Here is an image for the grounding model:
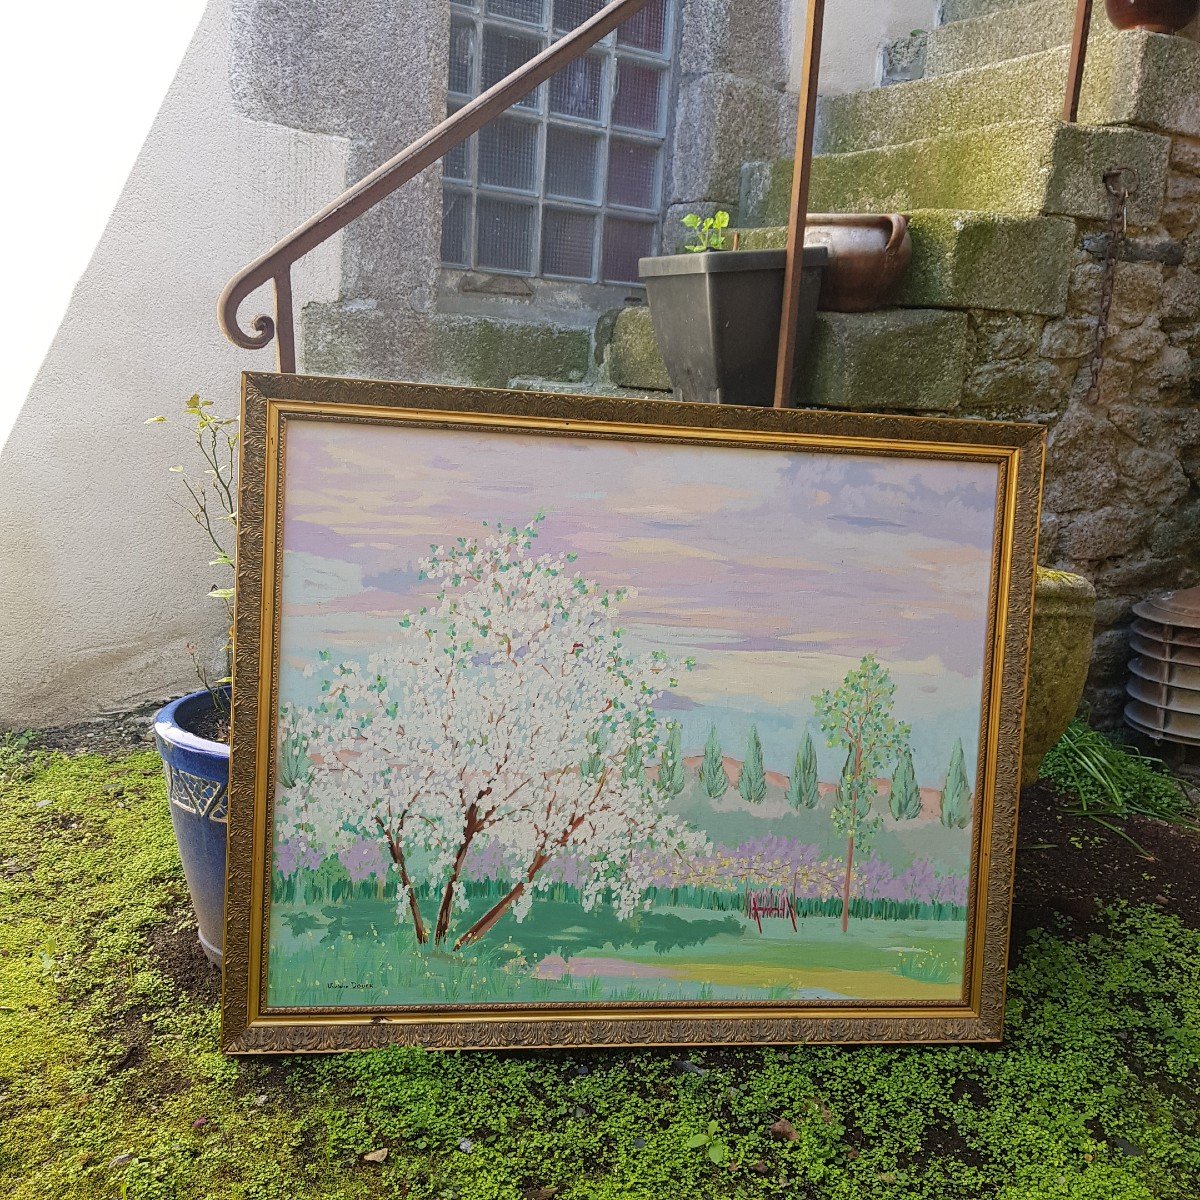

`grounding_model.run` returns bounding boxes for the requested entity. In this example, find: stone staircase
[599,0,1200,726]
[604,2,1197,415]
